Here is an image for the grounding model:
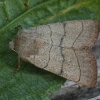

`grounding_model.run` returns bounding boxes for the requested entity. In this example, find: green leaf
[0,0,99,100]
